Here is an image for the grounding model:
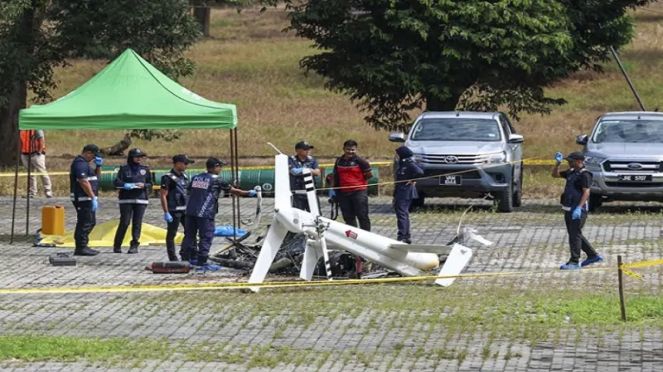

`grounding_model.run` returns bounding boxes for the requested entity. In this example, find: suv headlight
[487,152,507,164]
[584,156,604,166]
